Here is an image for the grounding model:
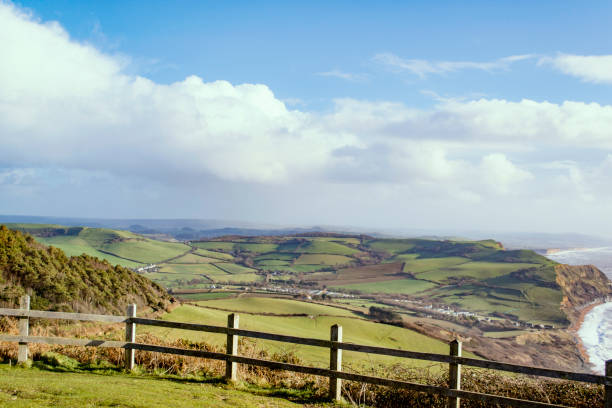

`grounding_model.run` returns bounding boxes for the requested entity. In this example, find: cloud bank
[1,2,612,234]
